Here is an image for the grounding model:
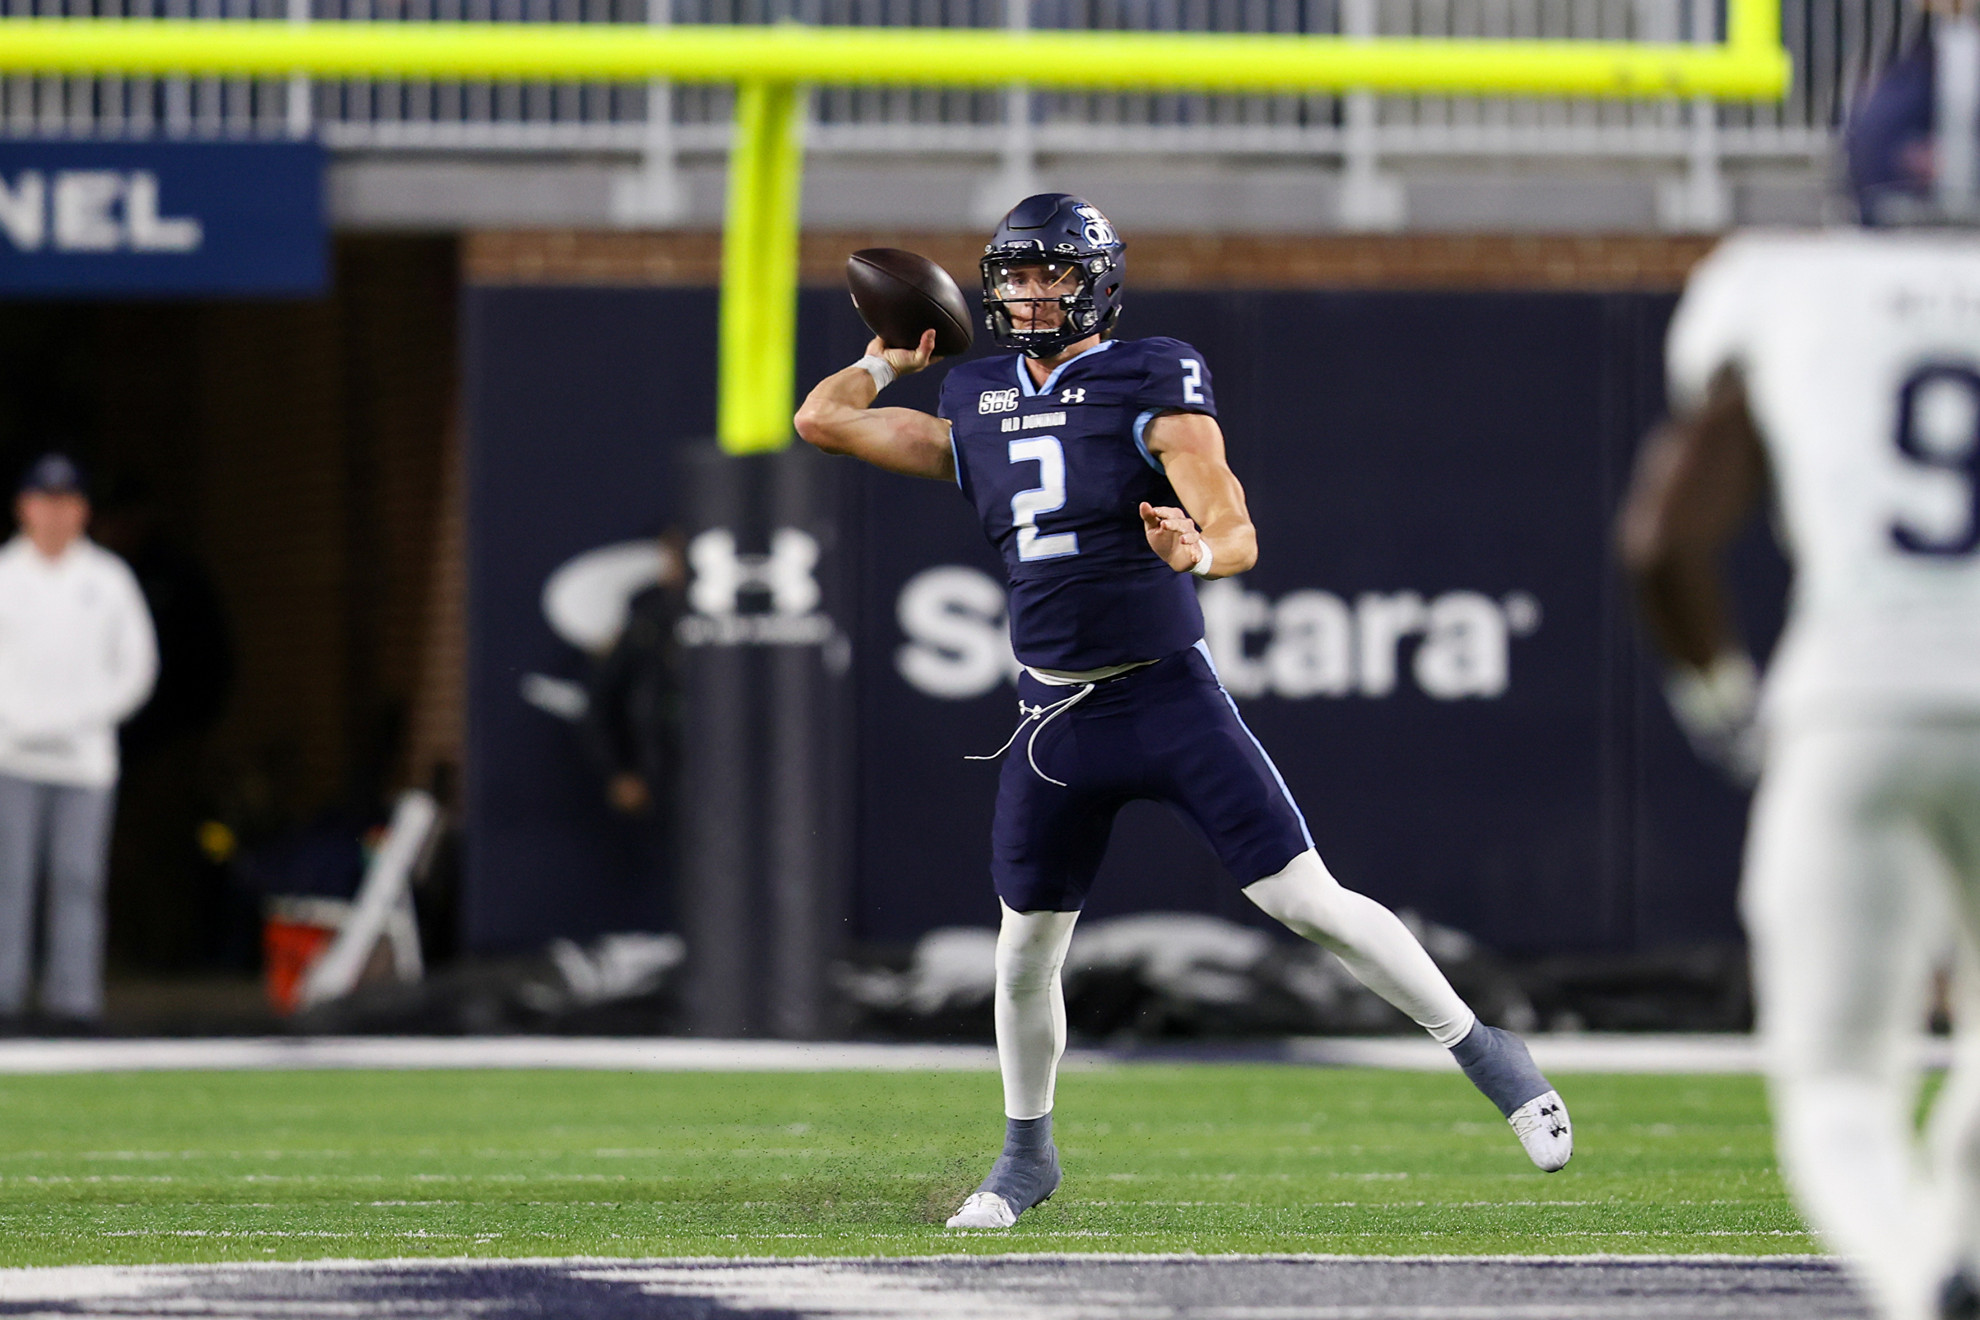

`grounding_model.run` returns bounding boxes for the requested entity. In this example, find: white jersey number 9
[1891,363,1980,559]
